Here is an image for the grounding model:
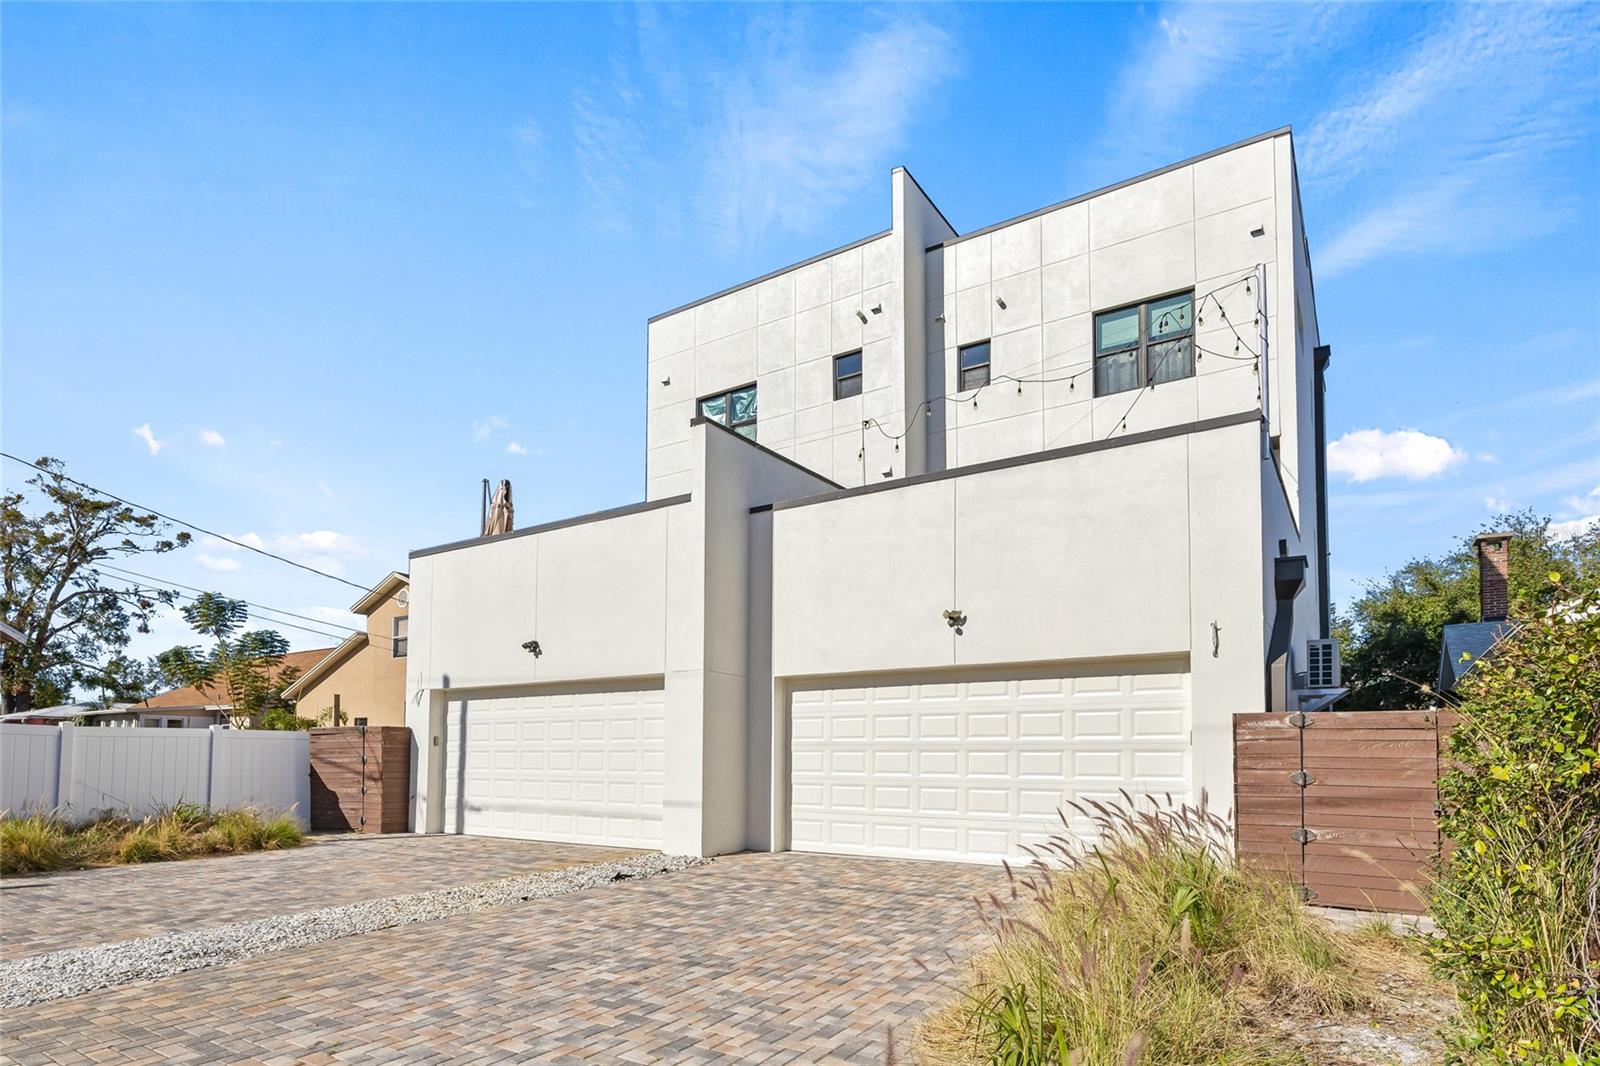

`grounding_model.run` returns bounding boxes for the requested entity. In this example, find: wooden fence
[309,726,411,833]
[1234,710,1457,914]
